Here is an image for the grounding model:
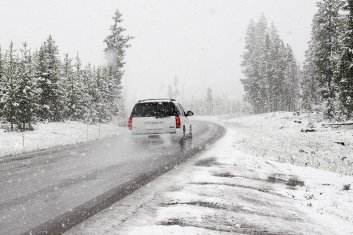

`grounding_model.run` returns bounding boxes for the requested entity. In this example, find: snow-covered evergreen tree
[264,32,275,111]
[60,53,73,119]
[96,66,111,122]
[254,15,270,113]
[104,9,132,118]
[302,41,320,111]
[308,0,344,118]
[36,36,64,121]
[15,43,40,130]
[335,0,353,119]
[283,45,299,111]
[84,65,98,123]
[80,63,94,122]
[64,54,89,120]
[241,16,299,113]
[271,31,288,111]
[268,24,283,111]
[1,42,19,130]
[241,19,261,113]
